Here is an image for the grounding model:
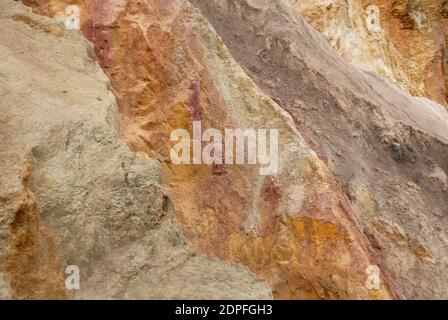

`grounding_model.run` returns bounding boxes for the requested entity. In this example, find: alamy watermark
[65,265,80,290]
[170,121,279,176]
